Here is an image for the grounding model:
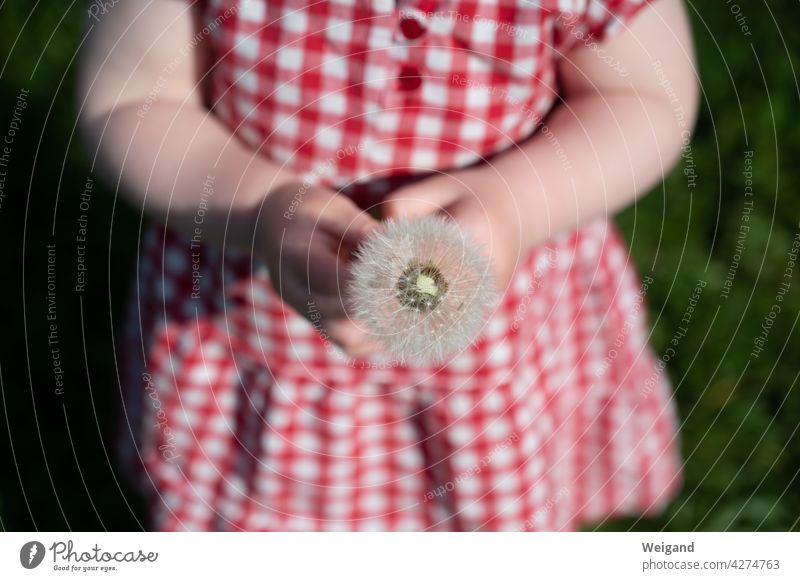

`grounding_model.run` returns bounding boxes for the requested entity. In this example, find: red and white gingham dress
[120,0,682,531]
